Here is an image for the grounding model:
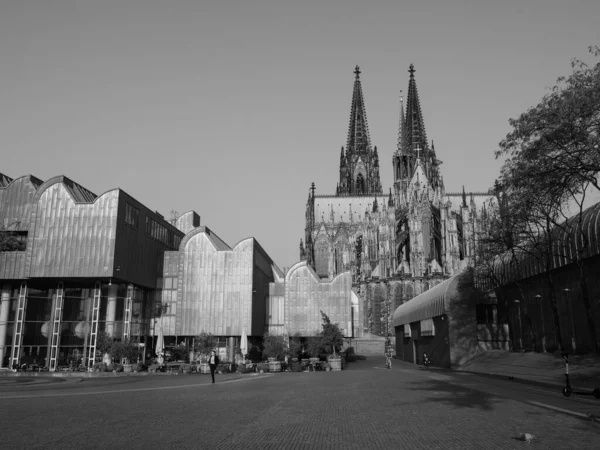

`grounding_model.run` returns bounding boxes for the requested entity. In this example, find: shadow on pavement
[406,377,501,411]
